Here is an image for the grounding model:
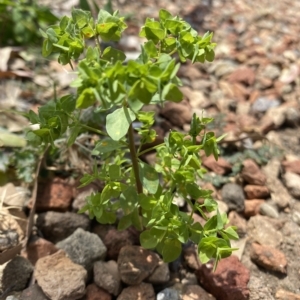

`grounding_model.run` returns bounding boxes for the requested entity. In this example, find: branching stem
[128,123,143,194]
